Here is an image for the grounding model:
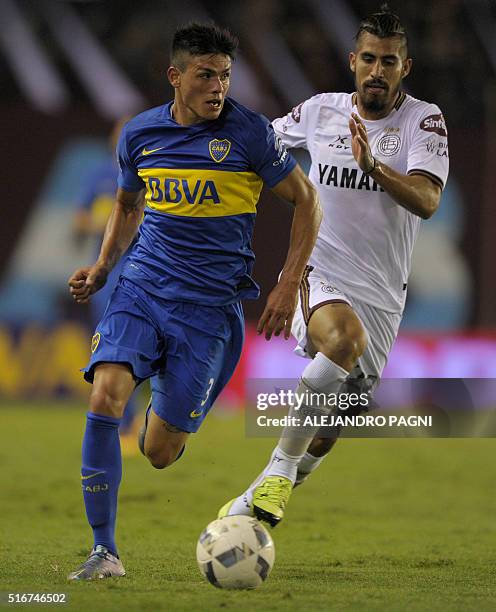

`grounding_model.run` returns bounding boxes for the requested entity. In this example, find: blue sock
[81,412,122,556]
